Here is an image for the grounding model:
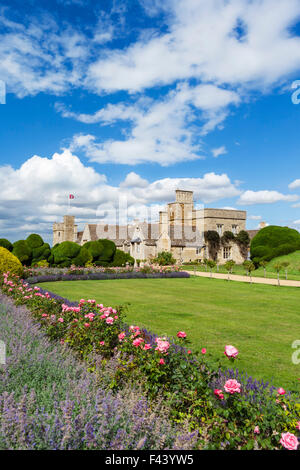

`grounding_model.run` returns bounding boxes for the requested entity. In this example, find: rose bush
[0,271,299,450]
